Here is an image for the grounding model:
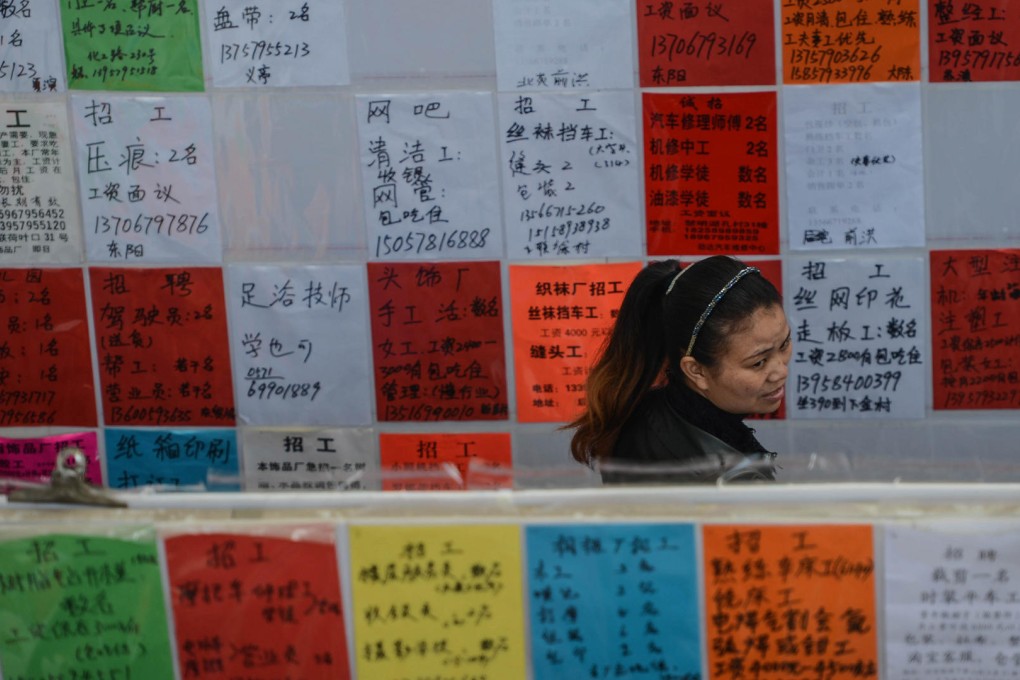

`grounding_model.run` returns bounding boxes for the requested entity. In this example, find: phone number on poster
[246,380,322,401]
[94,213,211,237]
[375,229,490,257]
[650,30,757,63]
